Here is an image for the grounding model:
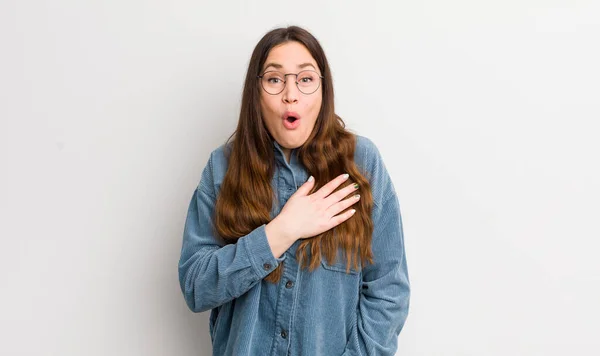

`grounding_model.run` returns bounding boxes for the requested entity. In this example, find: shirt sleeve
[178,152,286,313]
[343,138,411,356]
